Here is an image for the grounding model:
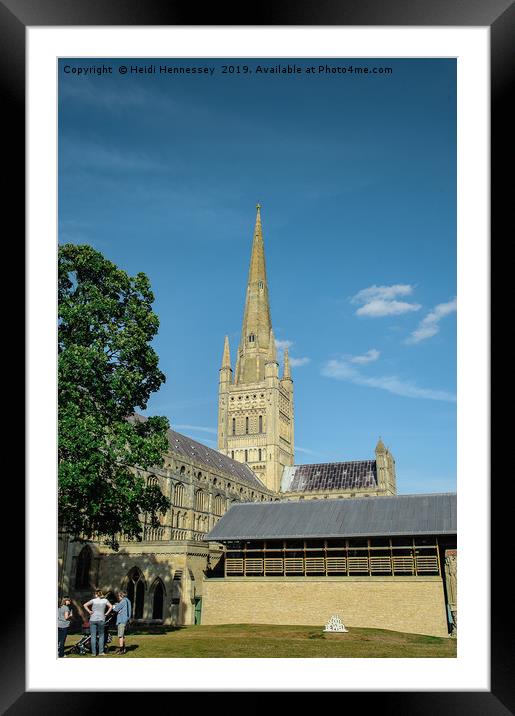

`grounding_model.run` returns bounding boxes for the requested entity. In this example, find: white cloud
[406,298,457,344]
[356,299,422,317]
[275,338,310,368]
[349,349,380,364]
[173,424,217,435]
[289,356,311,367]
[275,339,294,351]
[352,284,415,302]
[351,284,421,317]
[60,138,165,174]
[295,446,323,457]
[321,359,455,402]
